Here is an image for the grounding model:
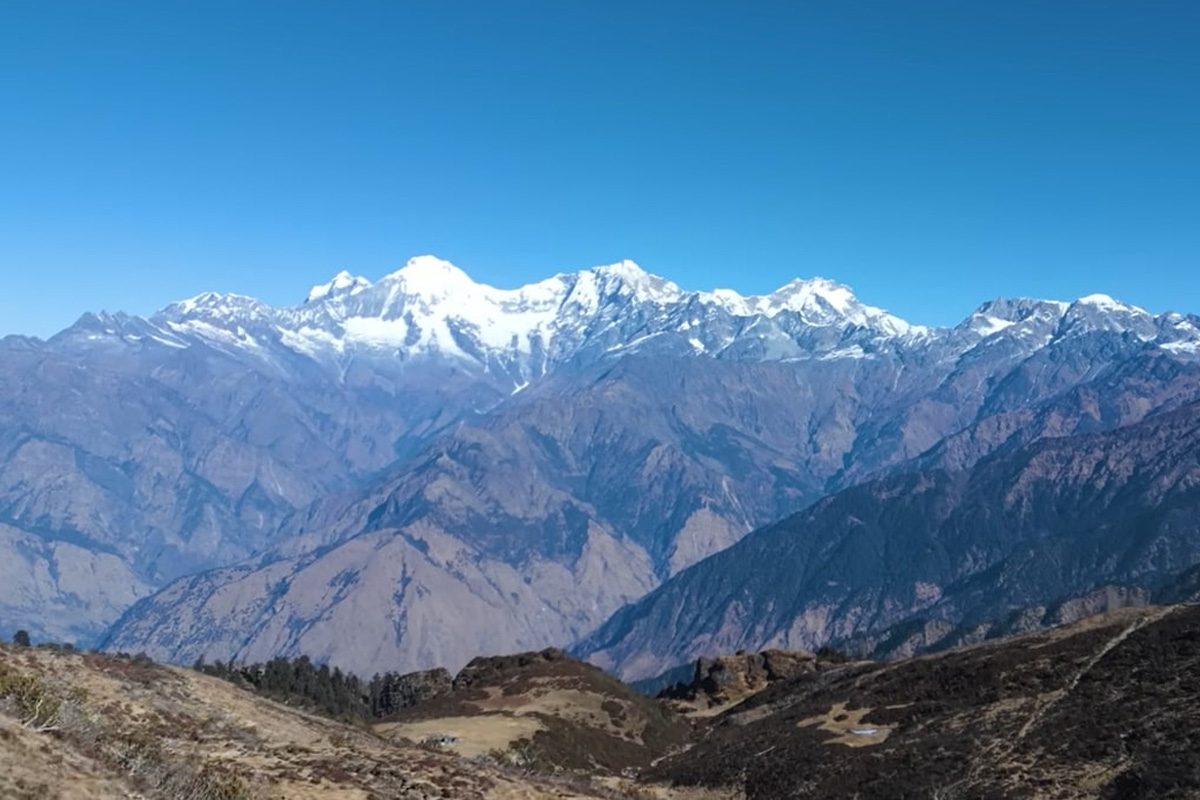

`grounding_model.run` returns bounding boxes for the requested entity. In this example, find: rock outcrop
[660,649,821,711]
